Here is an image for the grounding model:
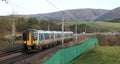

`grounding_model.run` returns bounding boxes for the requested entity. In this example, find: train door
[32,32,38,45]
[39,33,41,44]
[26,31,33,46]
